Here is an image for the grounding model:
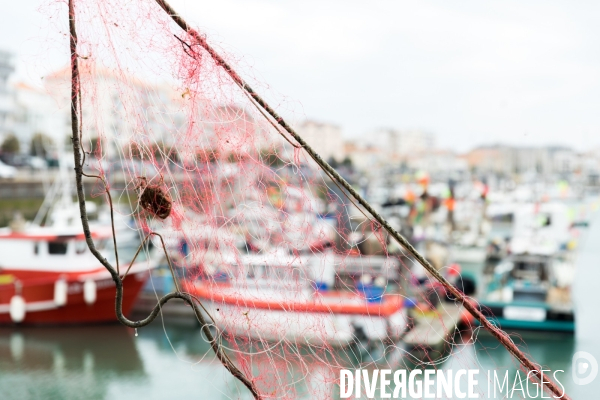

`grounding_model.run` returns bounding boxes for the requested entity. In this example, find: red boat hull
[0,270,149,325]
